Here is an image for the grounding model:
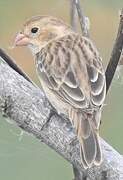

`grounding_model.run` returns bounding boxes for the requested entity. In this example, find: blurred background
[0,0,123,179]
